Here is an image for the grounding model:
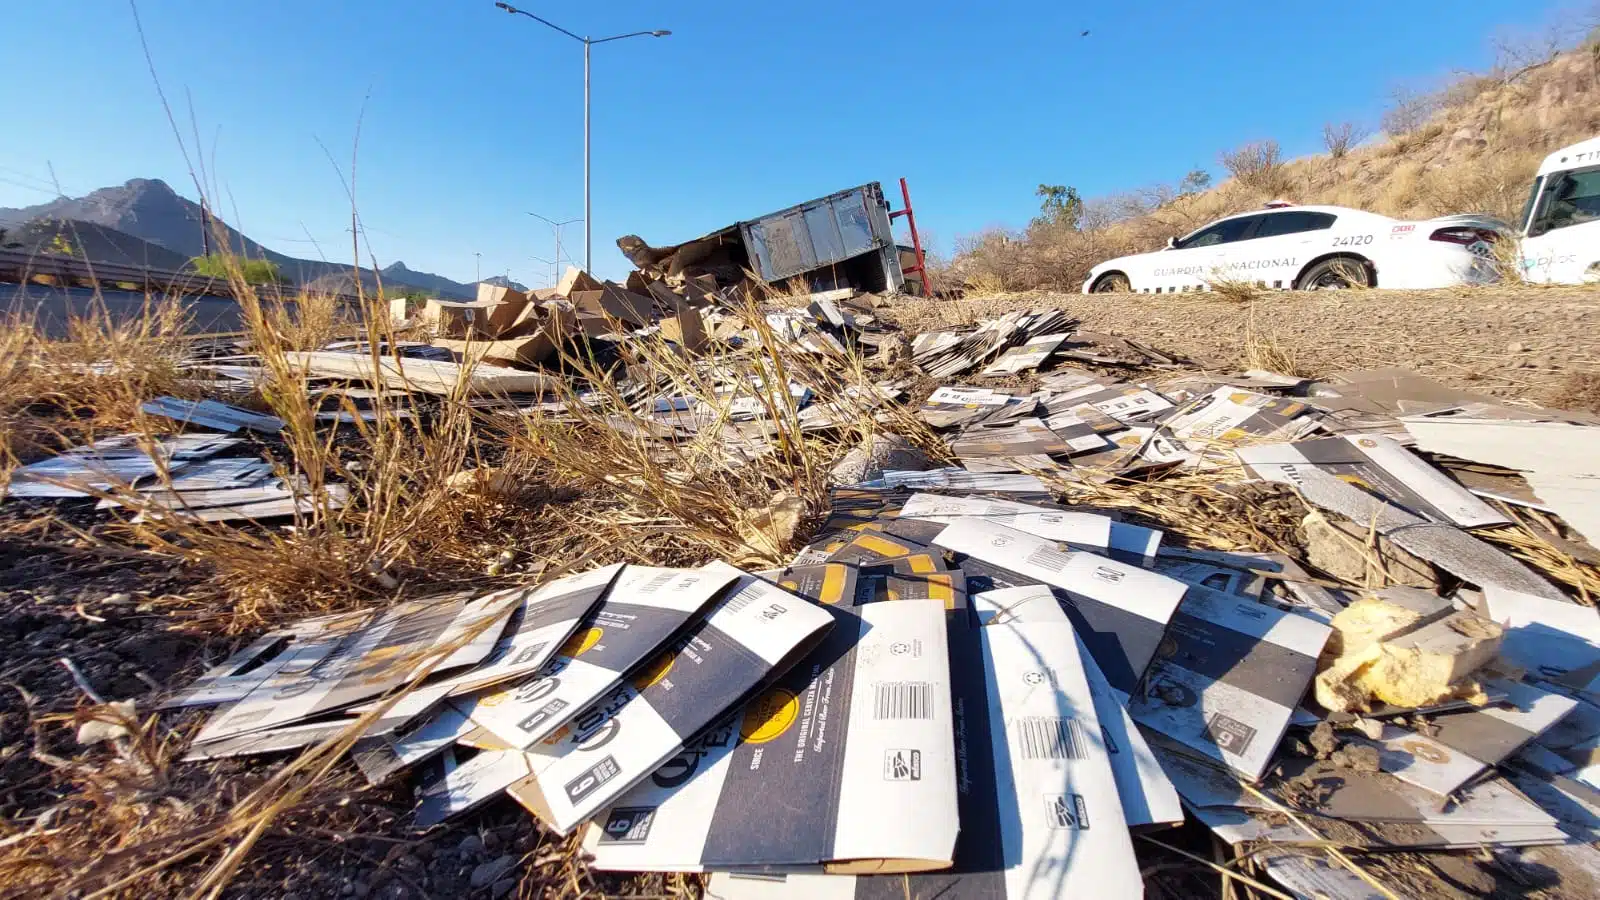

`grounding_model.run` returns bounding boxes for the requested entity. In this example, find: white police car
[1082,203,1504,293]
